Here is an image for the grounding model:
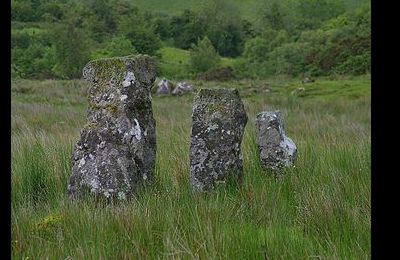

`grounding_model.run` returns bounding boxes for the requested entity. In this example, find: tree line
[11,0,370,80]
